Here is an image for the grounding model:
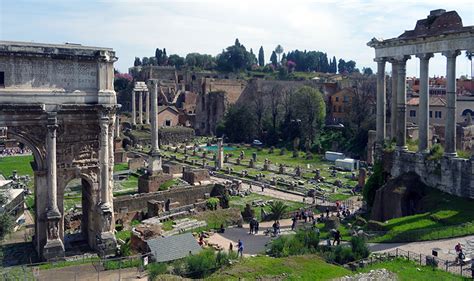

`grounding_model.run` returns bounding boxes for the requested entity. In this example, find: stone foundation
[138,173,173,193]
[182,169,211,185]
